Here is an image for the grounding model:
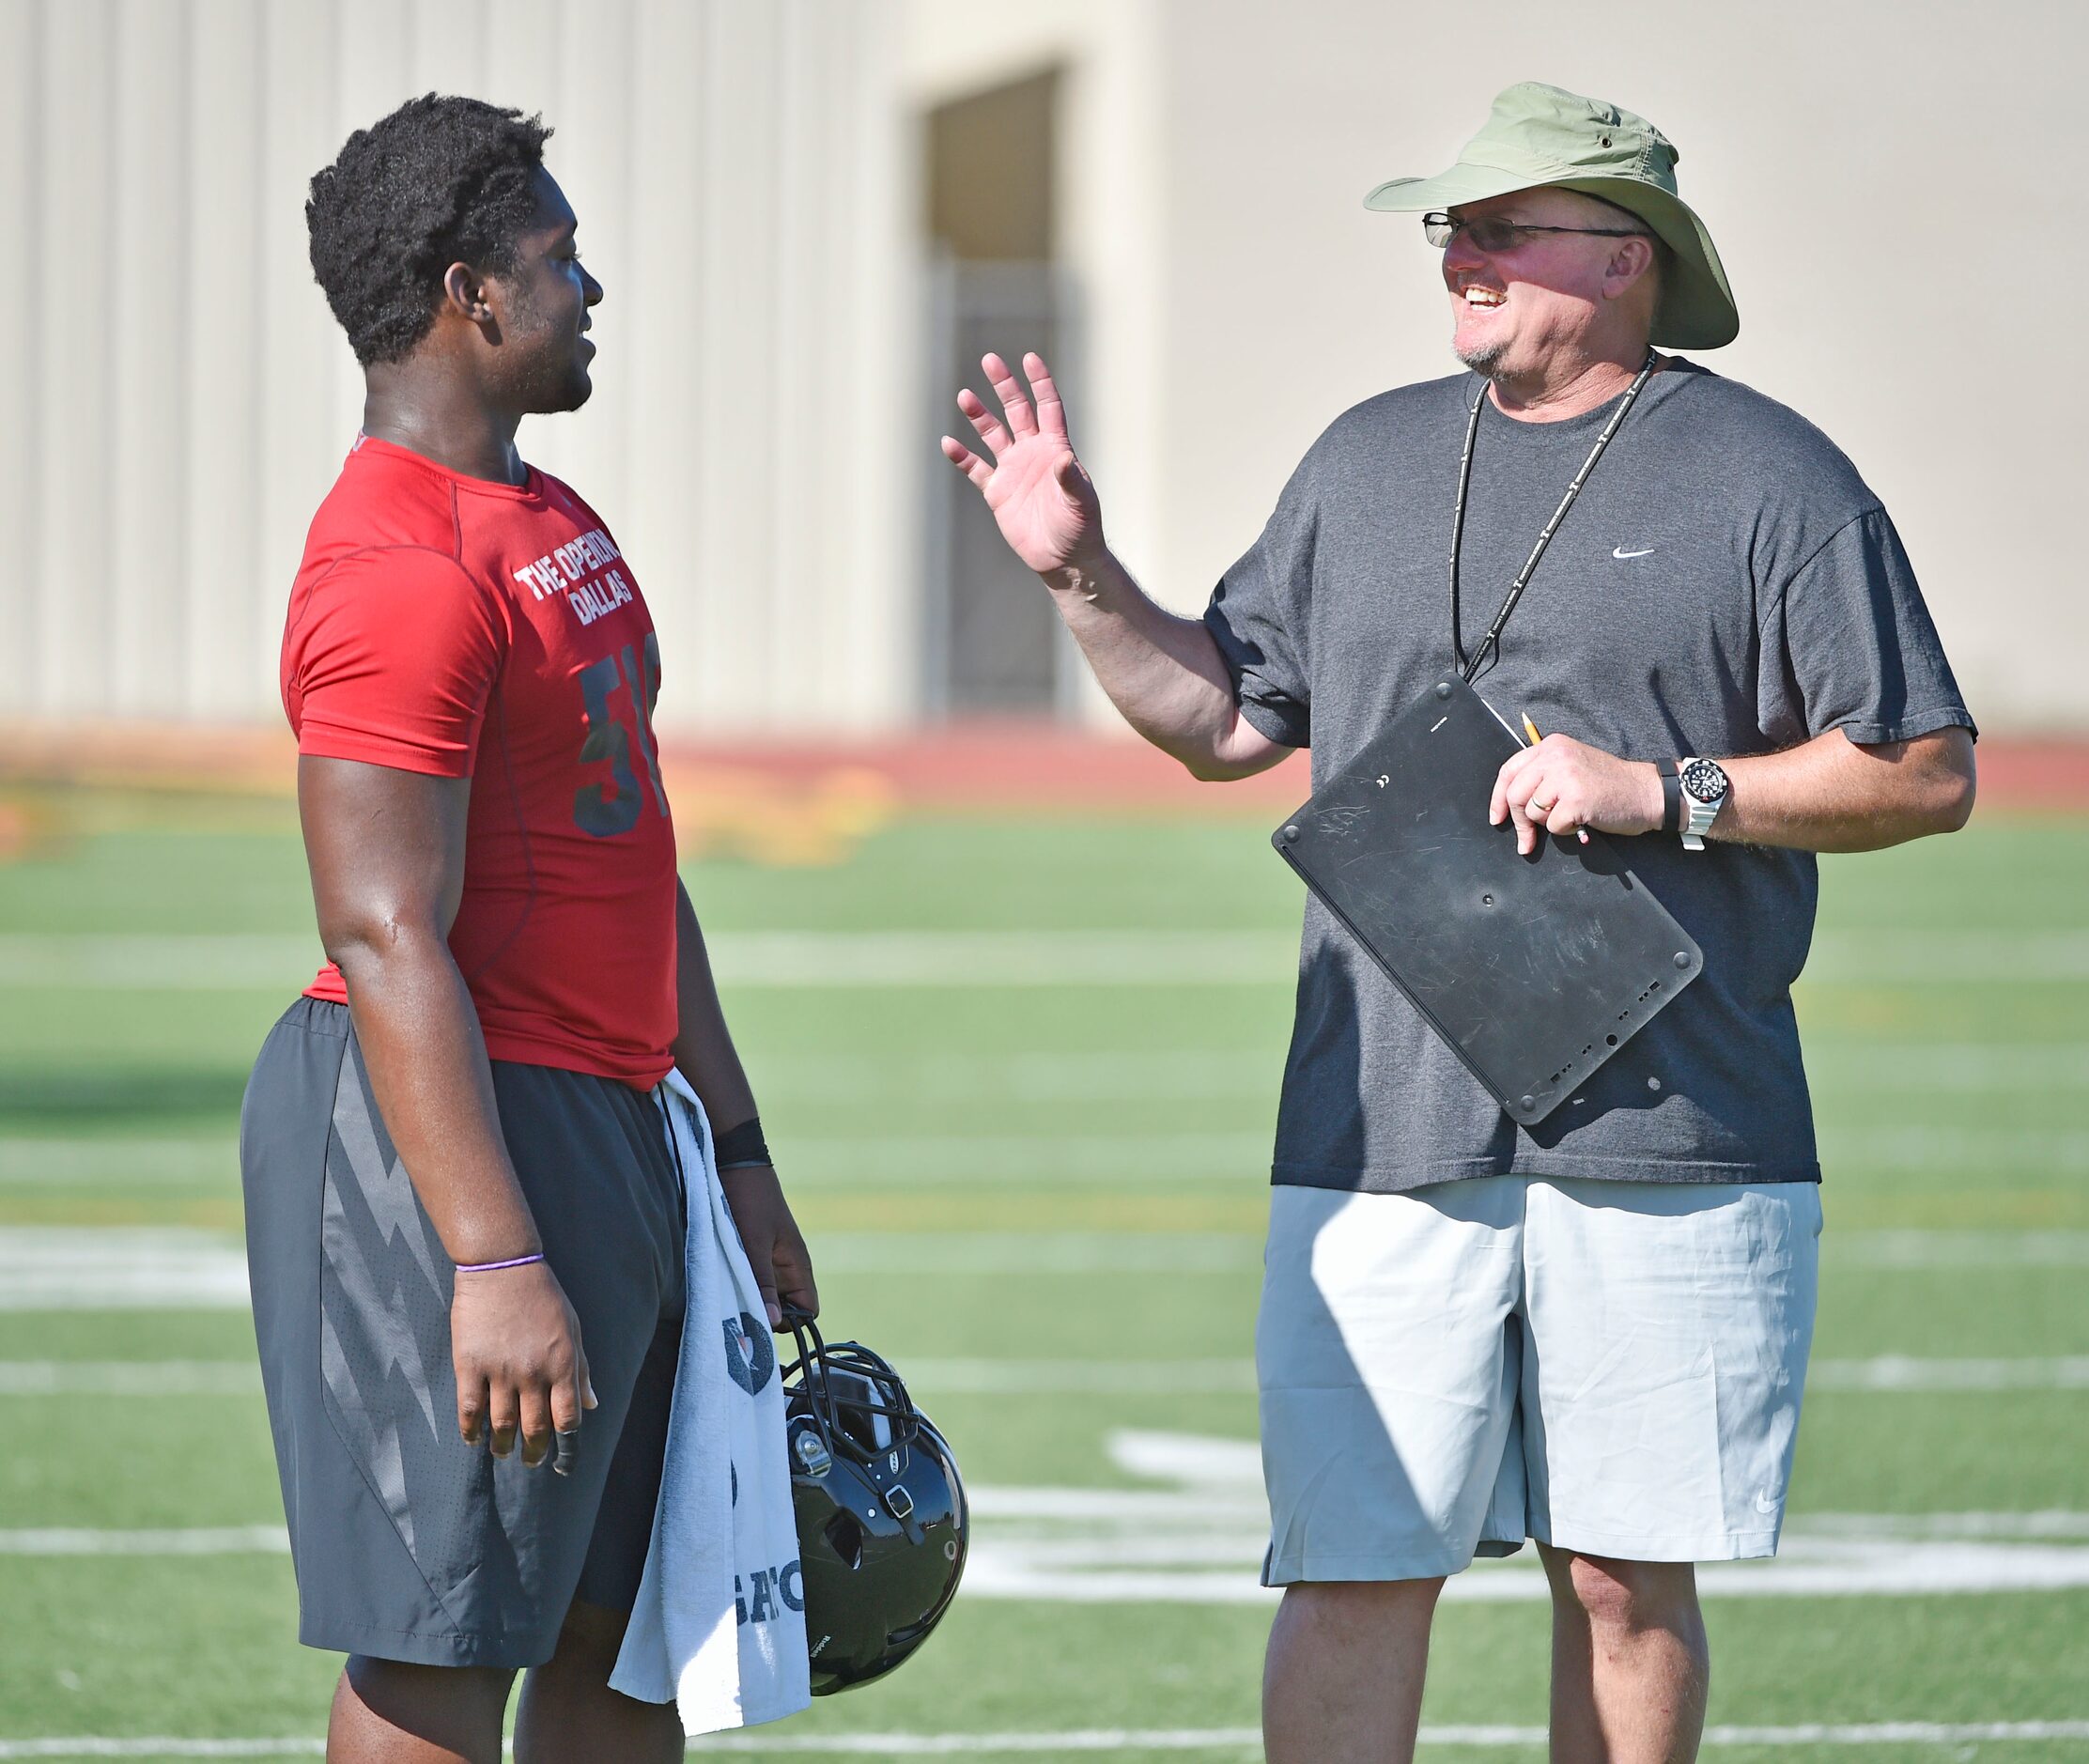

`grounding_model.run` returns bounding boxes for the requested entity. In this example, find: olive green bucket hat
[1365,81,1739,349]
